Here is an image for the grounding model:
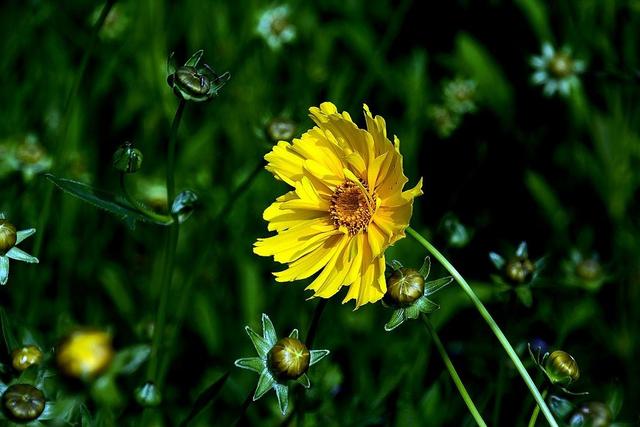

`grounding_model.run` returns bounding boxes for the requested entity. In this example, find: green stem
[406,227,558,427]
[527,389,548,427]
[167,100,186,203]
[146,101,186,388]
[422,314,487,427]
